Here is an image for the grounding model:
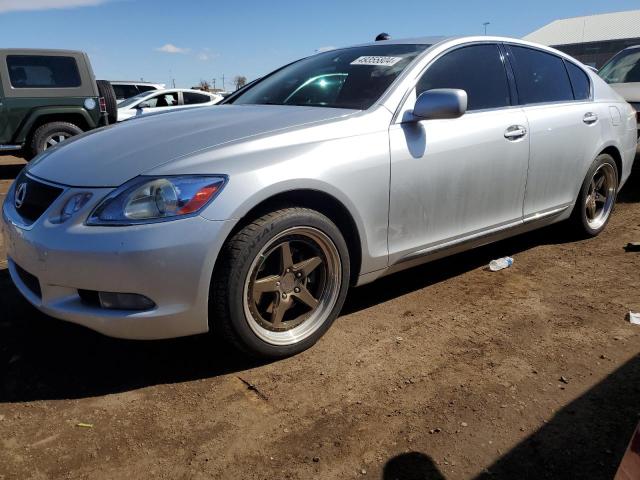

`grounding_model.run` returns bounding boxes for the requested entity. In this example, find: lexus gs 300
[2,36,636,357]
